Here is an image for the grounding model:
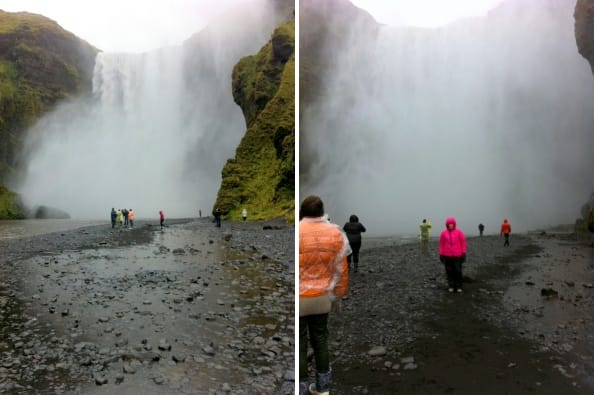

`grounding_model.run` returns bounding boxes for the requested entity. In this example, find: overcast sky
[350,0,504,27]
[1,0,251,52]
